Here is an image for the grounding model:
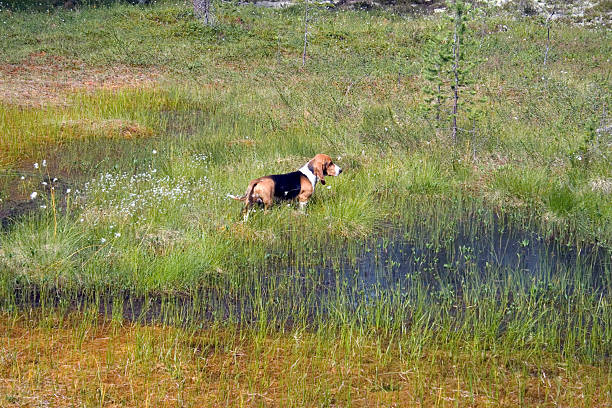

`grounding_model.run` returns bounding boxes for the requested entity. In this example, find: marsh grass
[0,0,611,405]
[1,311,609,407]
